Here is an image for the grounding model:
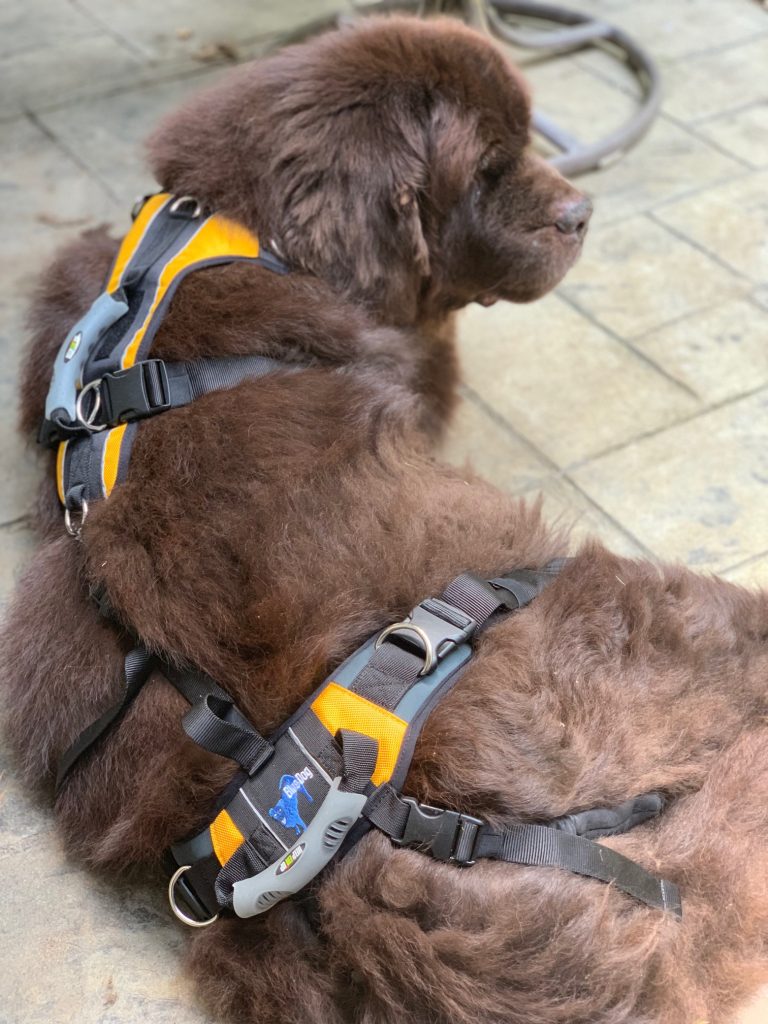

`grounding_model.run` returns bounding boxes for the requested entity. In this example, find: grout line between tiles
[553,292,702,400]
[656,111,756,171]
[564,382,768,473]
[460,385,563,476]
[551,472,658,560]
[626,295,740,344]
[646,210,753,282]
[1,60,237,126]
[720,549,768,578]
[0,515,31,531]
[65,0,153,61]
[23,110,121,204]
[461,386,655,559]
